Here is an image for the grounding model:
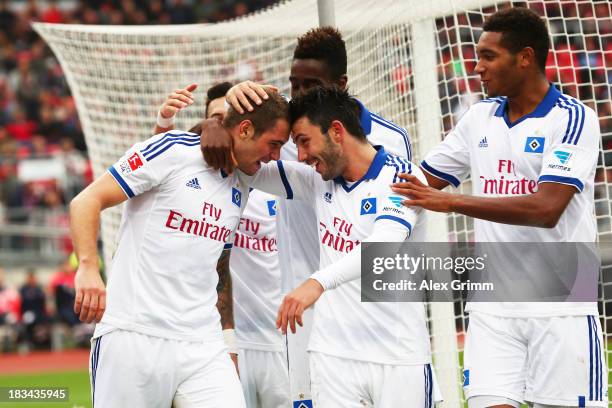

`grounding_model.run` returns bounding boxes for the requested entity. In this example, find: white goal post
[34,1,611,406]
